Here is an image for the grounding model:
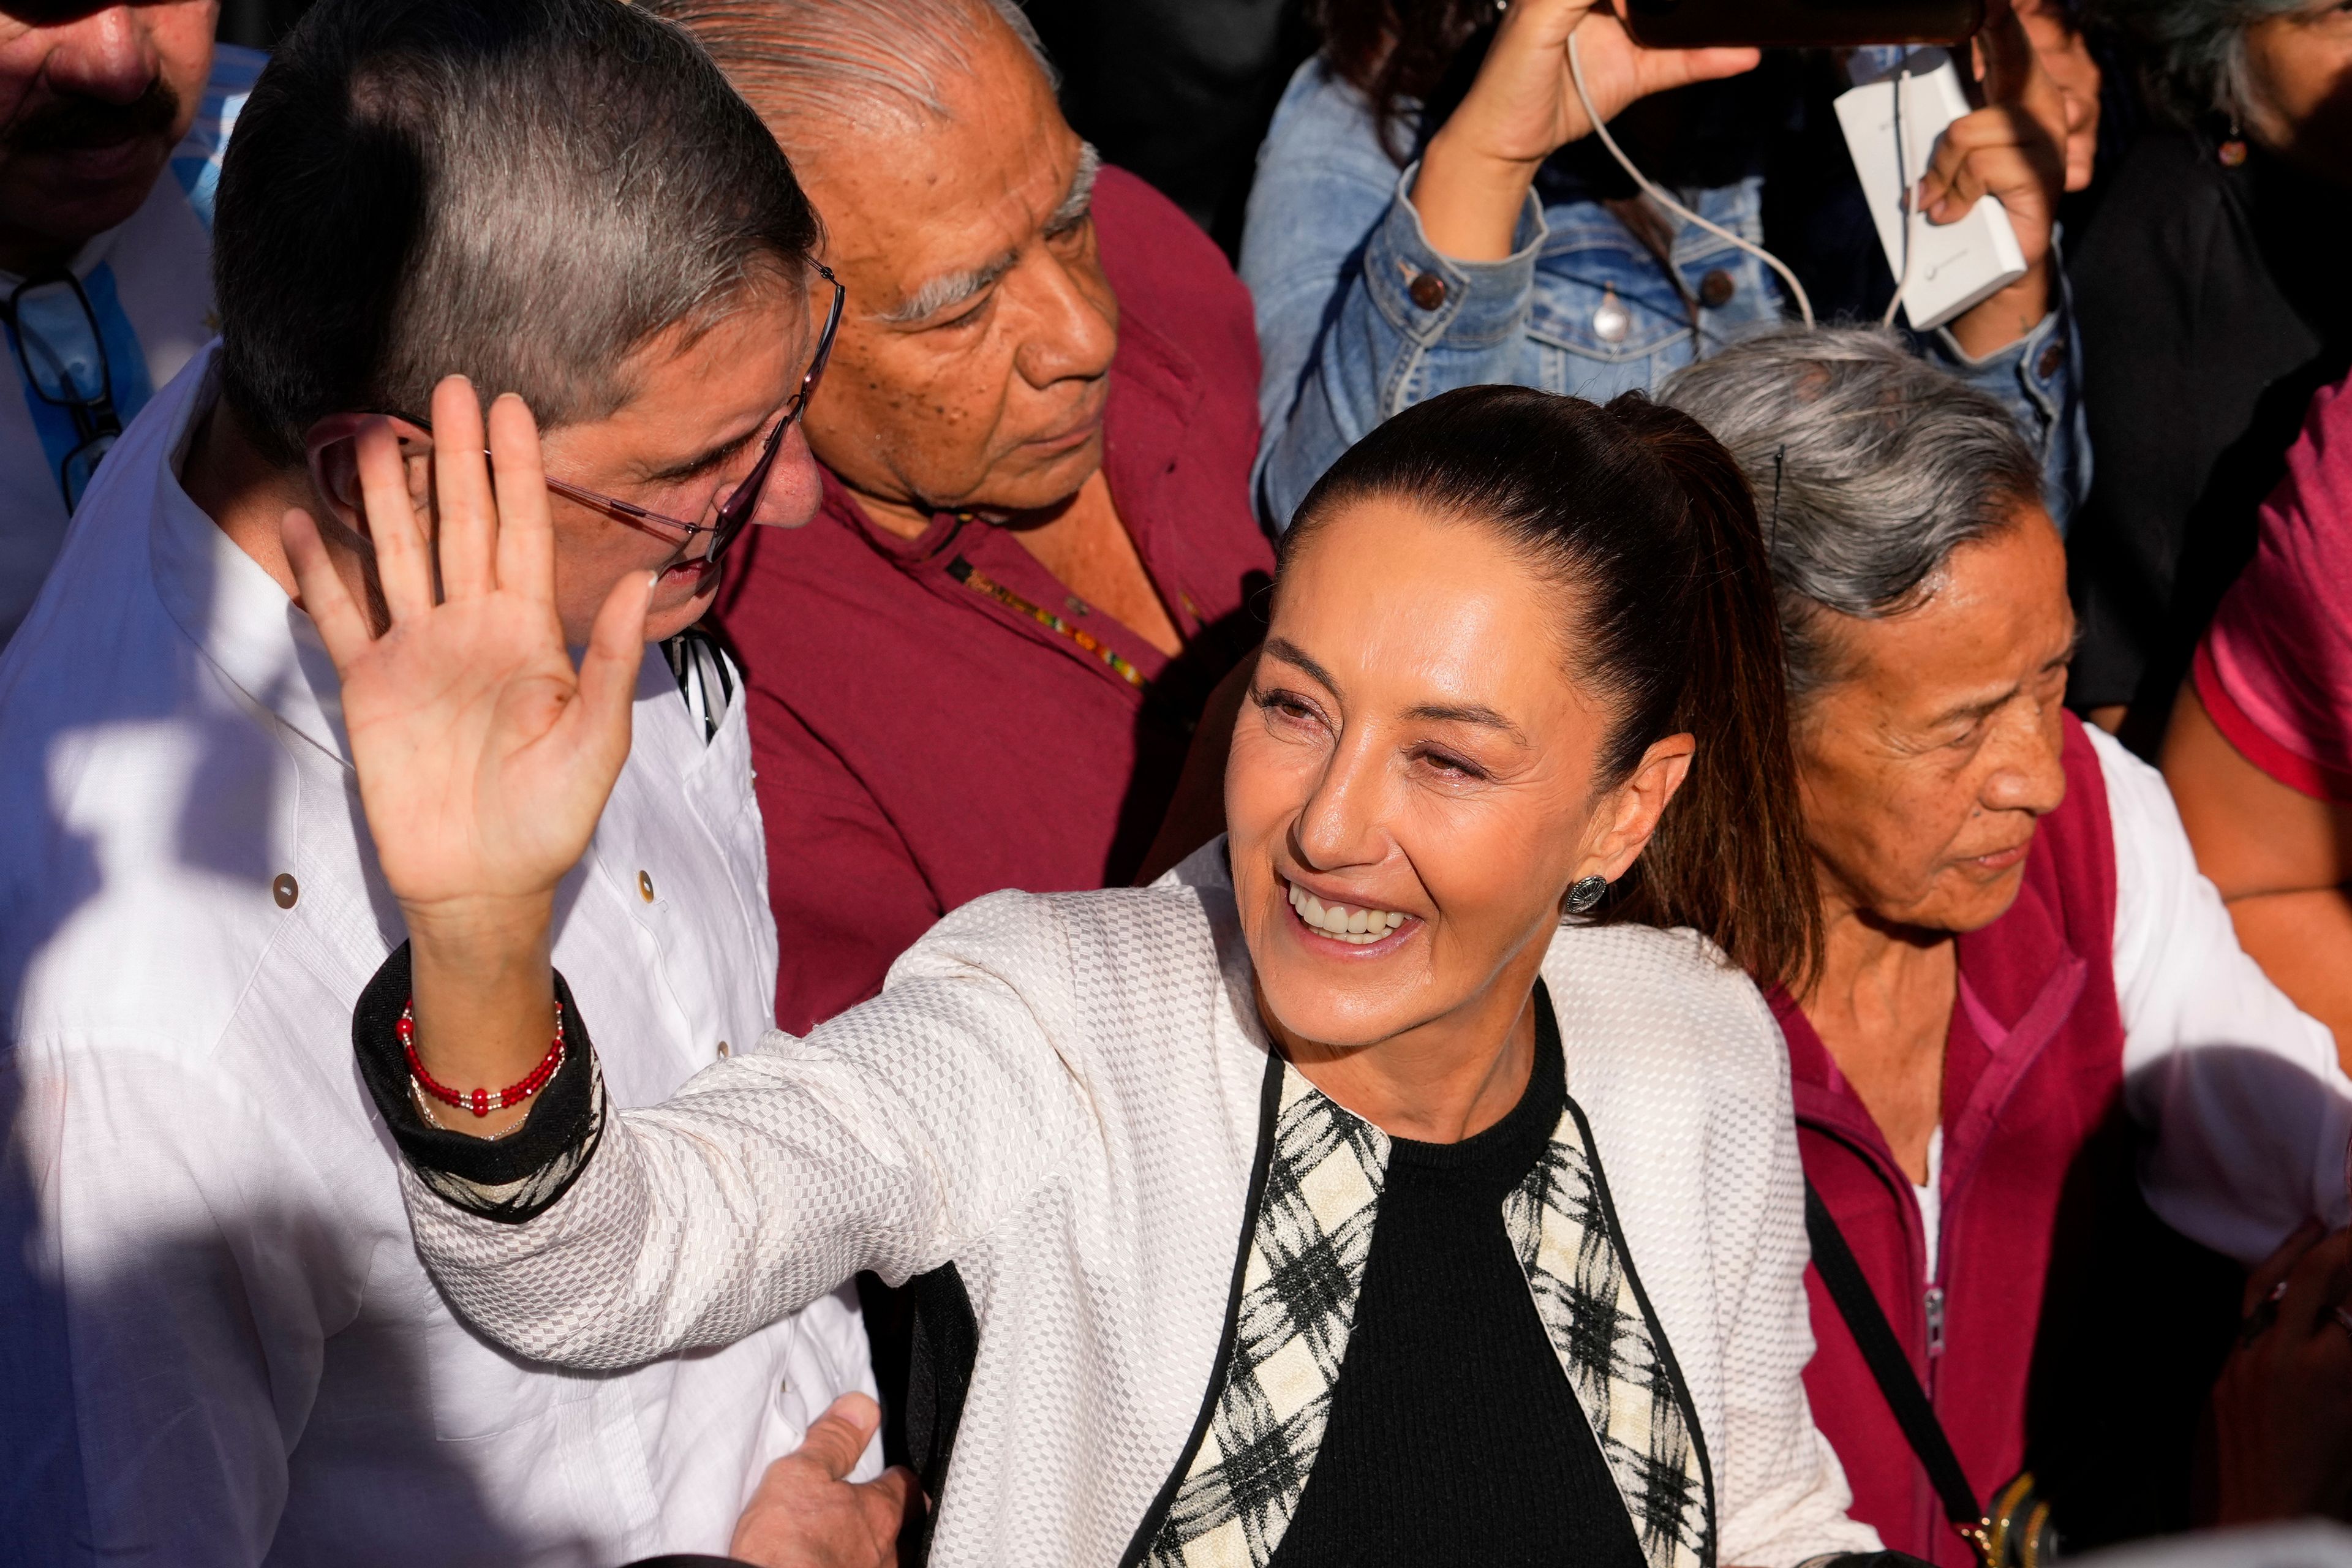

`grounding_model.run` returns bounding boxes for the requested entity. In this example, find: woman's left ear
[1580,733,1696,882]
